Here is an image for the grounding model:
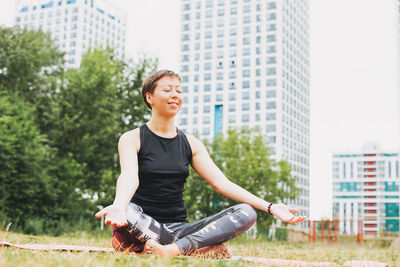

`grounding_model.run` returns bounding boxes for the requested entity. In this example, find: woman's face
[147,76,183,117]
